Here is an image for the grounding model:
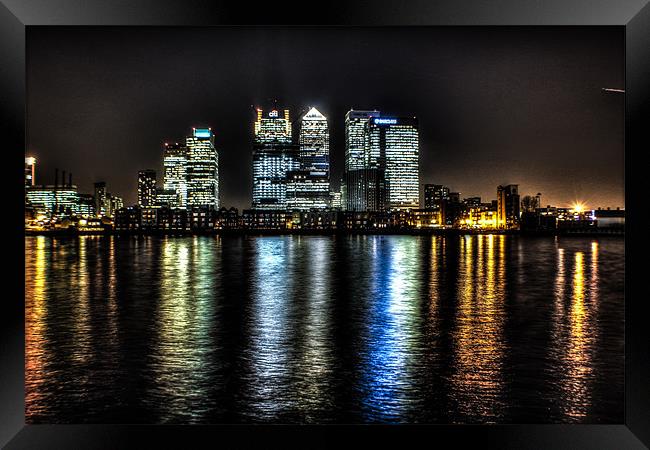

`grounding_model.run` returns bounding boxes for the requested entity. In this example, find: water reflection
[242,237,297,420]
[25,236,48,418]
[449,235,506,423]
[550,241,600,421]
[360,236,424,422]
[149,237,221,422]
[24,235,623,424]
